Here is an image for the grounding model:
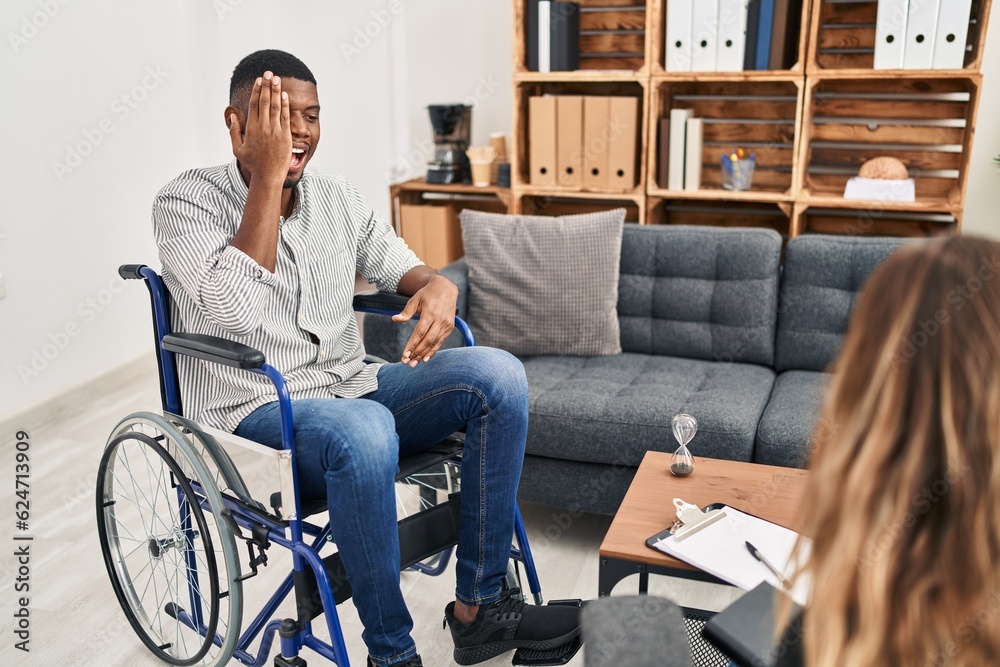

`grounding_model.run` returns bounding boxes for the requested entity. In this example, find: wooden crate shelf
[513,0,651,75]
[515,190,647,223]
[514,70,644,83]
[798,75,982,223]
[647,187,794,203]
[797,194,960,215]
[648,78,804,197]
[795,204,958,238]
[499,0,991,239]
[648,0,812,76]
[515,183,646,197]
[389,179,511,234]
[512,79,649,193]
[647,197,794,236]
[806,0,993,73]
